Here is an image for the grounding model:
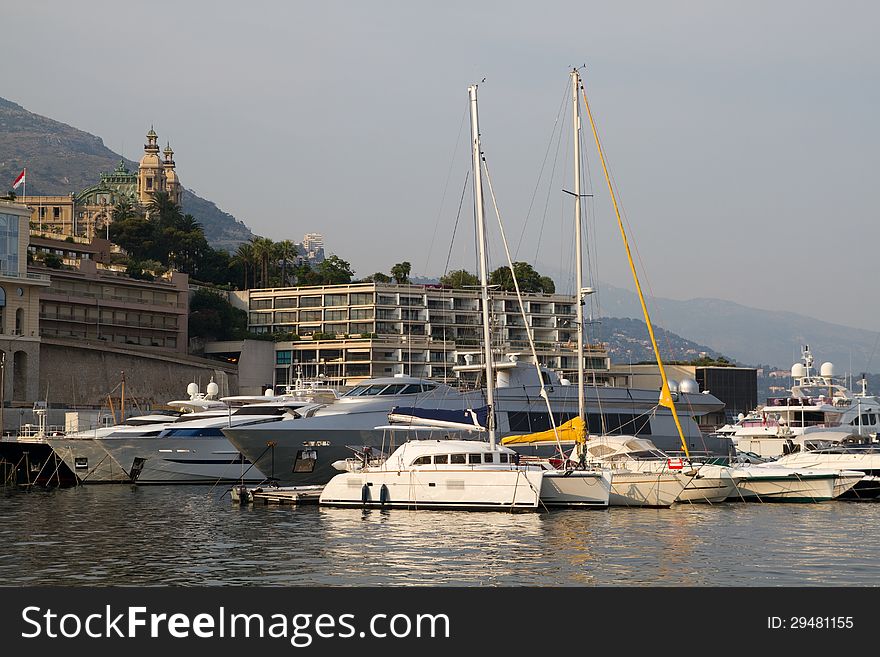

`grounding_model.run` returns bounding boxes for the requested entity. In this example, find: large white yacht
[48,384,326,484]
